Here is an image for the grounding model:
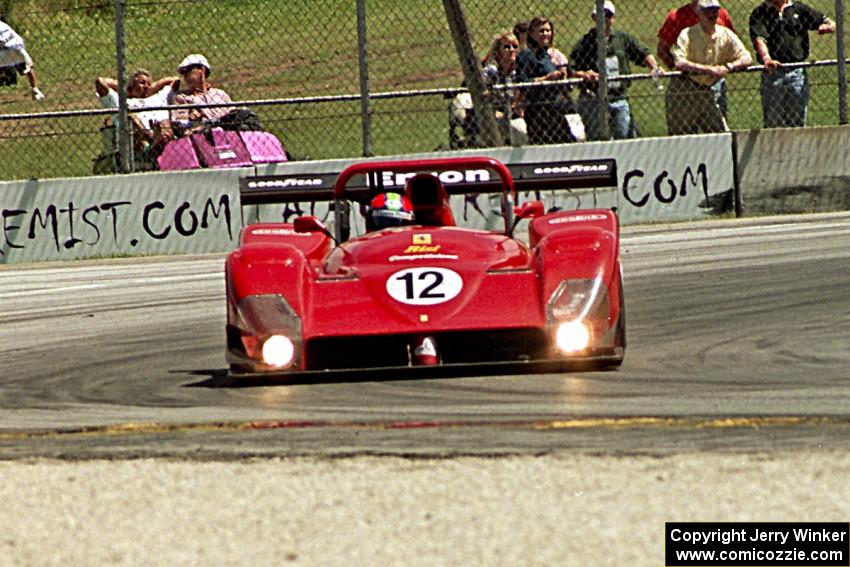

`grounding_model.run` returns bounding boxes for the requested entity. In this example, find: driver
[366,192,415,232]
